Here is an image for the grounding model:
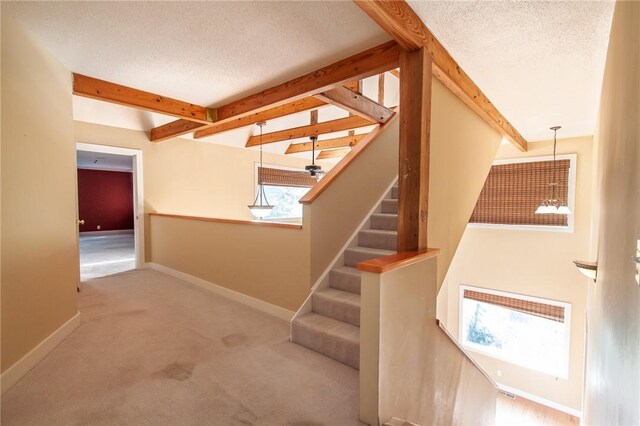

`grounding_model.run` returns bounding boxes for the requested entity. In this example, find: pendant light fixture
[248,122,273,218]
[535,126,572,215]
[305,136,325,179]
